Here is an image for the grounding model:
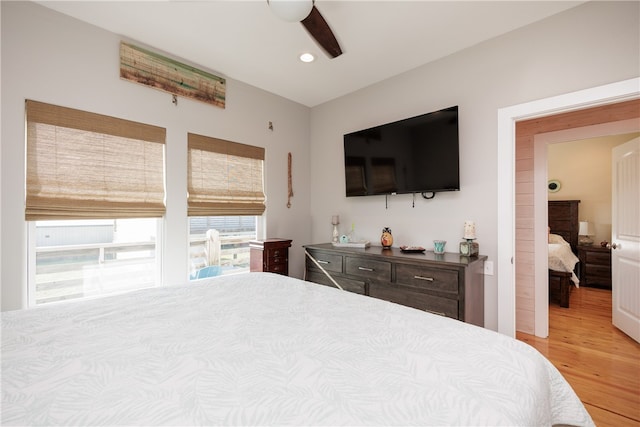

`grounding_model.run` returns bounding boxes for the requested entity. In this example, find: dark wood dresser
[578,245,611,288]
[250,238,292,276]
[303,243,486,327]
